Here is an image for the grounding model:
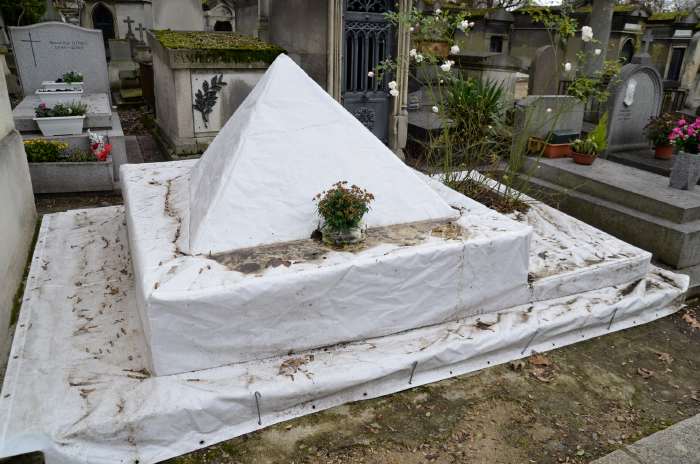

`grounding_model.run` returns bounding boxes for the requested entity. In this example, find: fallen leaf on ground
[530,366,553,383]
[655,351,673,365]
[682,311,700,329]
[509,360,526,371]
[637,367,654,379]
[529,354,552,367]
[474,319,495,330]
